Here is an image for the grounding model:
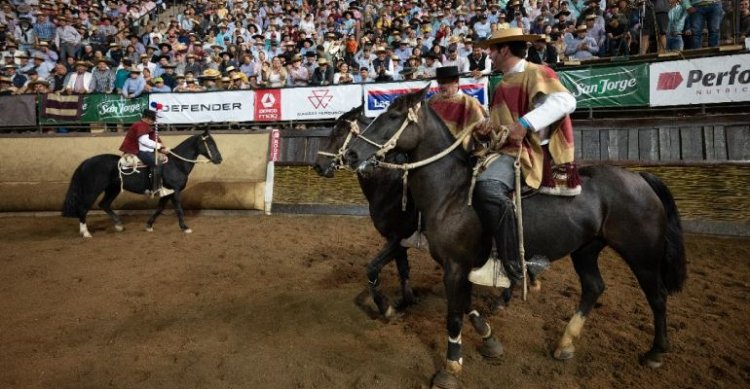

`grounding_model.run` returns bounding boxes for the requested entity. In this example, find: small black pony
[62,130,223,237]
[346,87,686,388]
